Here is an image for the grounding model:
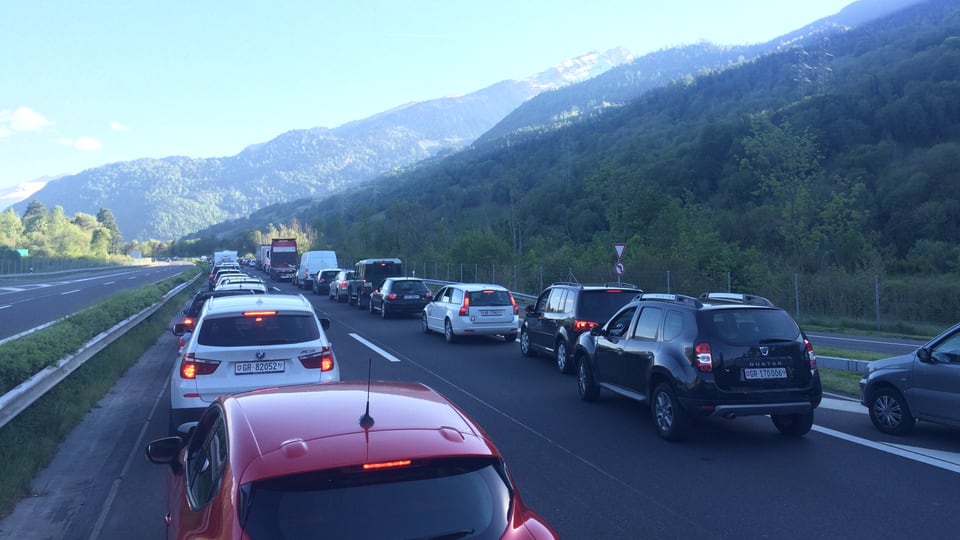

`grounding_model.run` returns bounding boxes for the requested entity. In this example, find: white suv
[169,294,339,433]
[421,283,519,344]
